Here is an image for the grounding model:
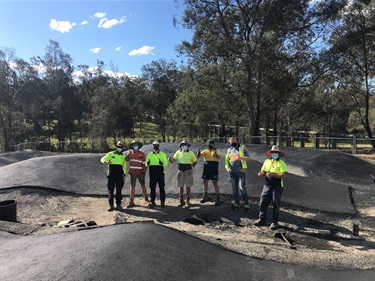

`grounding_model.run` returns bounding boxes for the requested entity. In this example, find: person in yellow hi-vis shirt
[100,141,126,211]
[169,140,197,207]
[145,141,168,209]
[255,145,288,230]
[197,139,222,205]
